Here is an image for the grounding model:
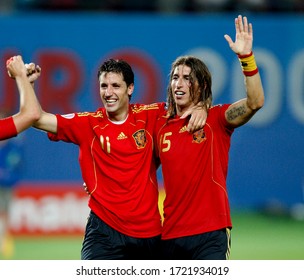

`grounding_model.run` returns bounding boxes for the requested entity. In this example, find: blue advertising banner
[0,13,303,209]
